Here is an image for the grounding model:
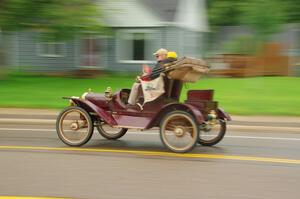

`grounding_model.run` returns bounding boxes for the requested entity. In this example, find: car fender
[146,103,205,129]
[217,108,231,121]
[71,98,117,125]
